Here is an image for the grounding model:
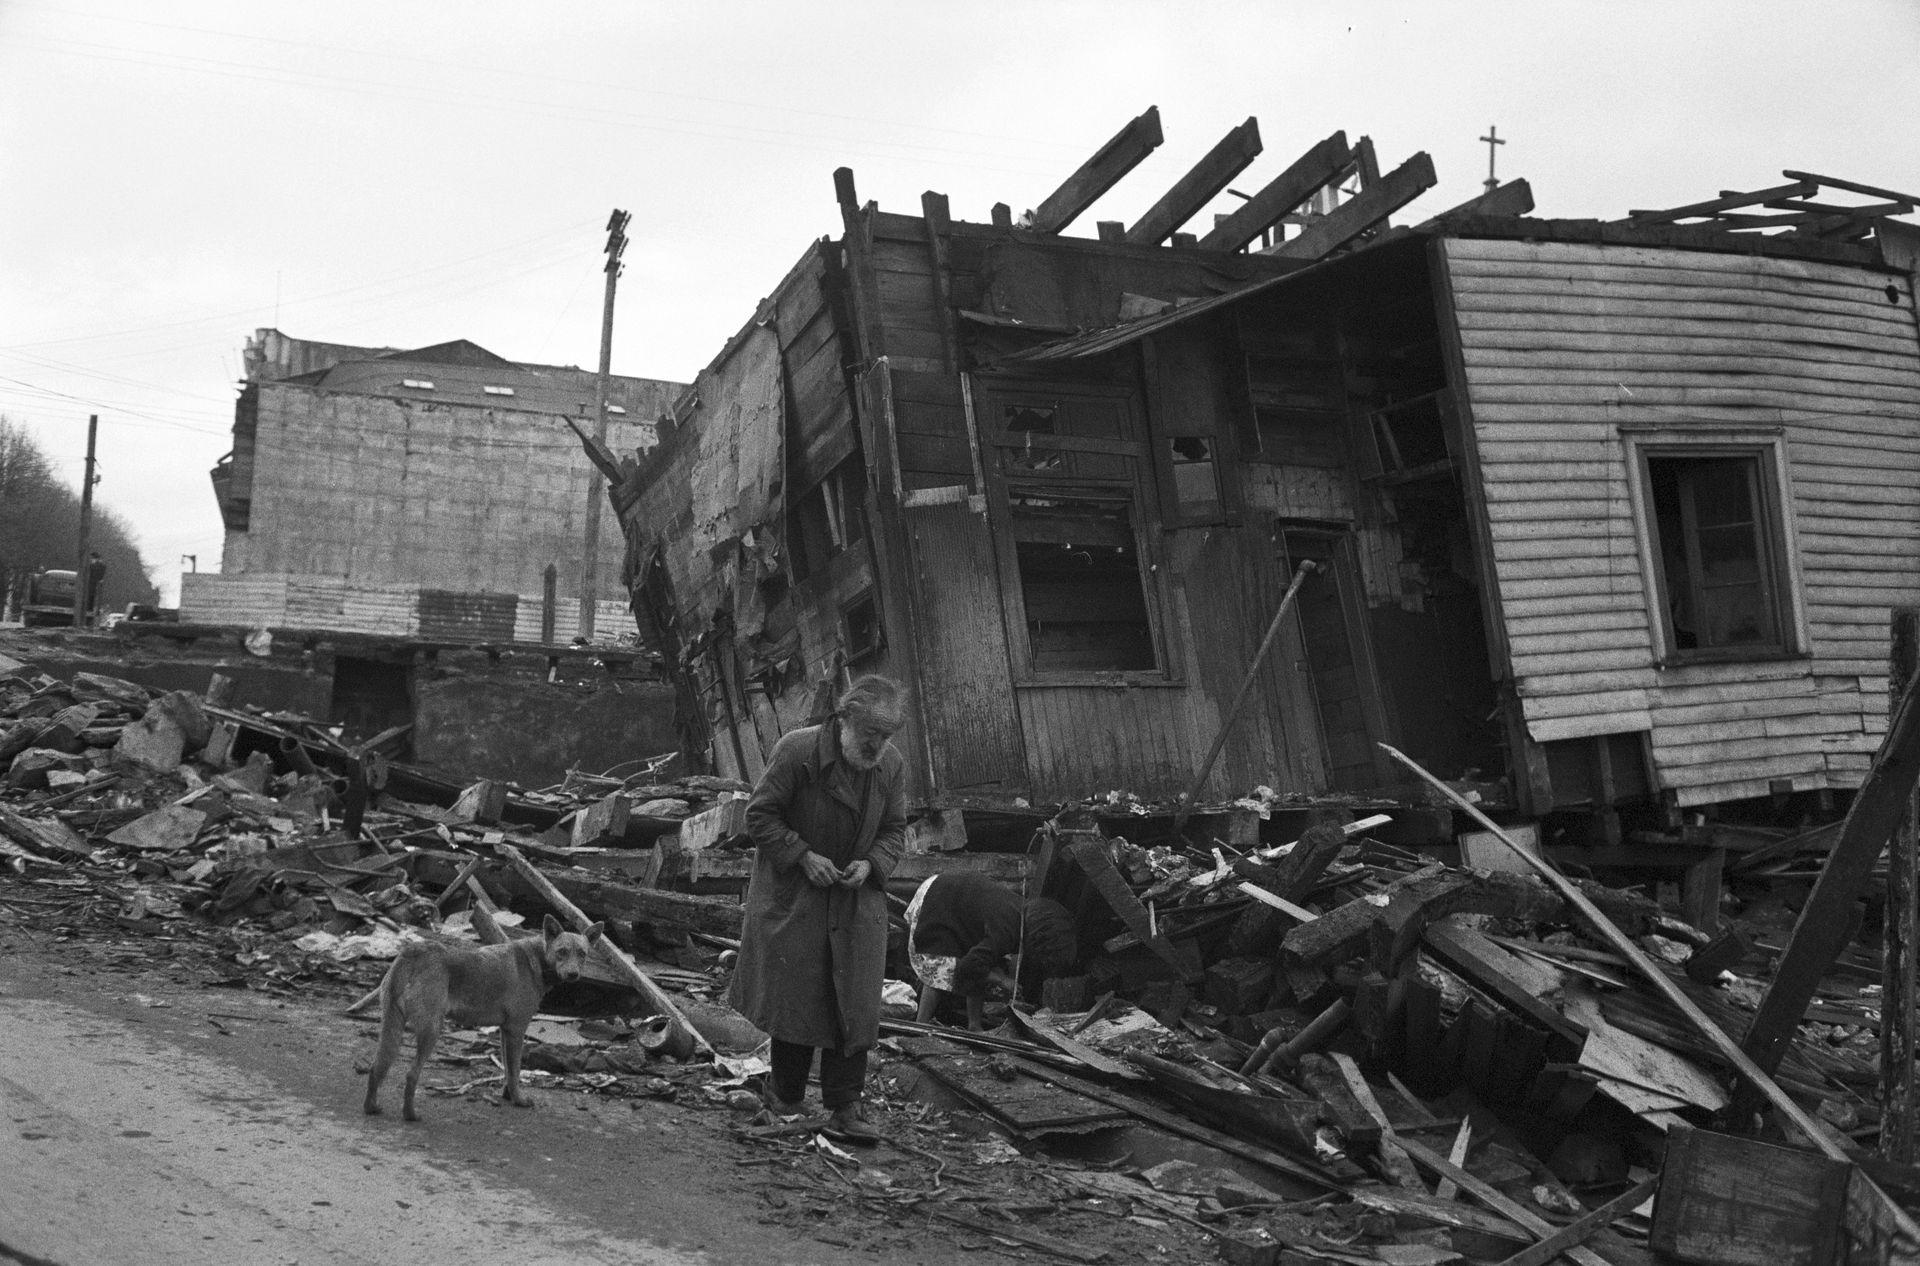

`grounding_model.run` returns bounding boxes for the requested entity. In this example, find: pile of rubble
[1,644,1914,1265]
